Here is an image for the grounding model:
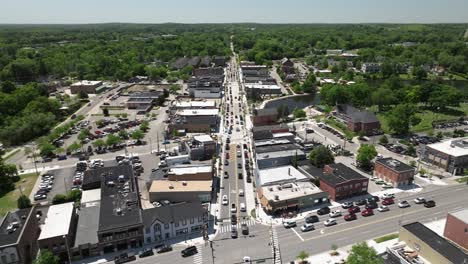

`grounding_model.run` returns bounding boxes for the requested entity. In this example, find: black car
[238,173,243,179]
[181,246,198,257]
[355,199,367,206]
[305,215,319,223]
[231,214,237,225]
[241,224,249,235]
[367,196,379,204]
[365,202,378,209]
[231,226,238,238]
[156,245,172,254]
[114,253,136,264]
[317,207,330,215]
[138,248,154,258]
[424,200,436,208]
